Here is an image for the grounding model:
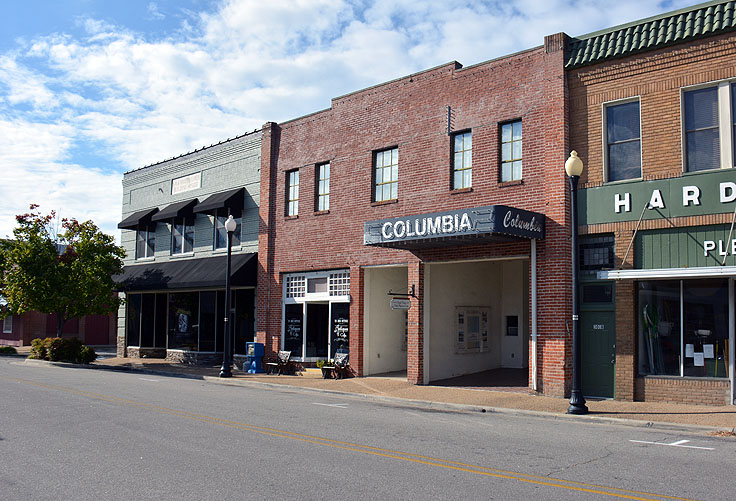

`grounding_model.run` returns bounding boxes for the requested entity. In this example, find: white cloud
[0,0,698,238]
